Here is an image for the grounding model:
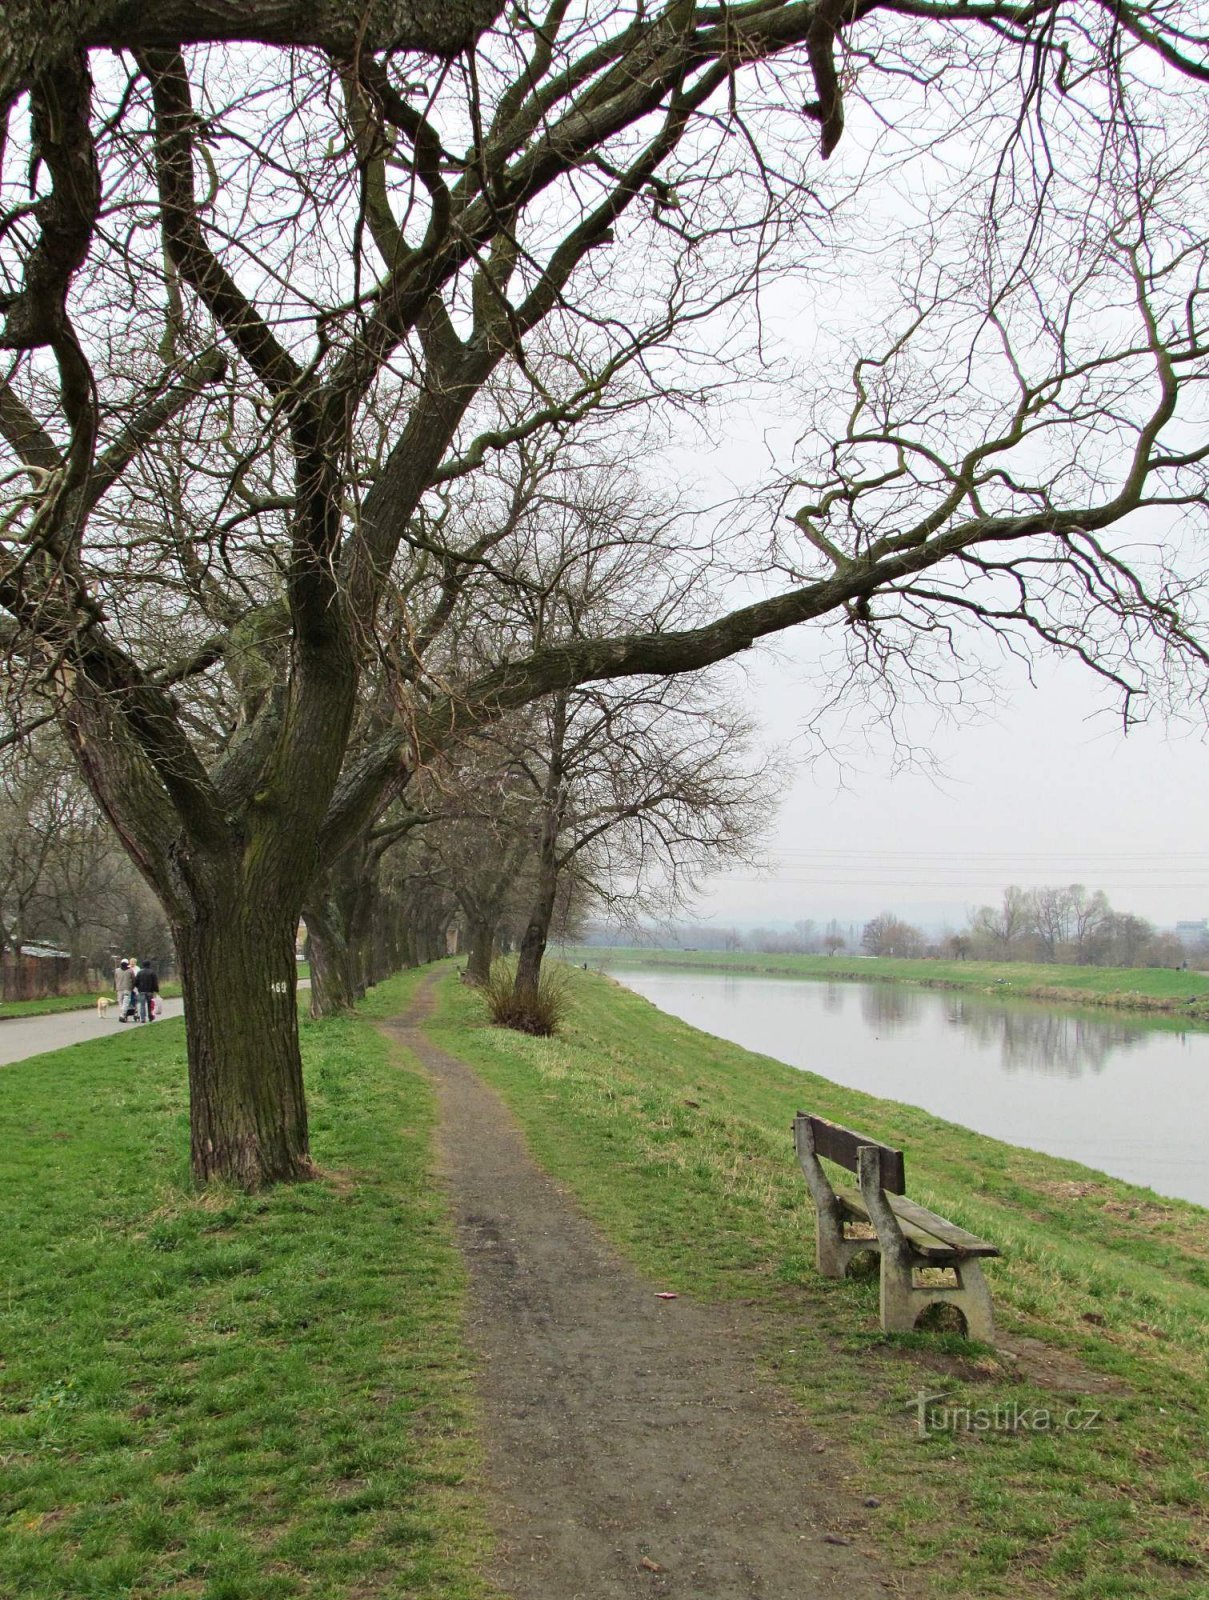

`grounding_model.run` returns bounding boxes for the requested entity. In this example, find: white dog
[96,995,111,1017]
